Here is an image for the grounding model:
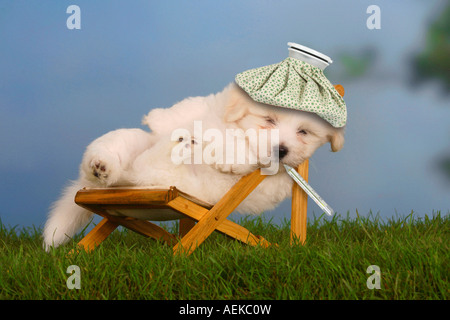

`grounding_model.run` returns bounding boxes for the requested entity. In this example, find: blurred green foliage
[338,48,377,78]
[412,3,450,93]
[414,3,450,182]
